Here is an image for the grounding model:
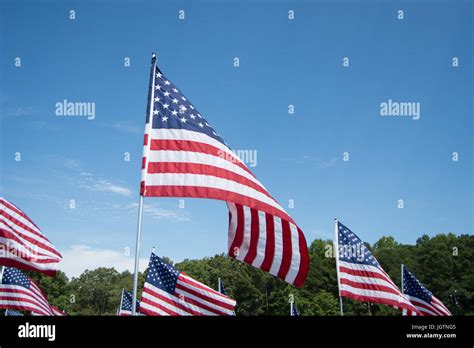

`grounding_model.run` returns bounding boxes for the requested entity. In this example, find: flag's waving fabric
[139,56,309,287]
[0,198,62,277]
[336,221,420,314]
[0,267,54,316]
[118,289,140,316]
[140,253,236,316]
[402,265,452,316]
